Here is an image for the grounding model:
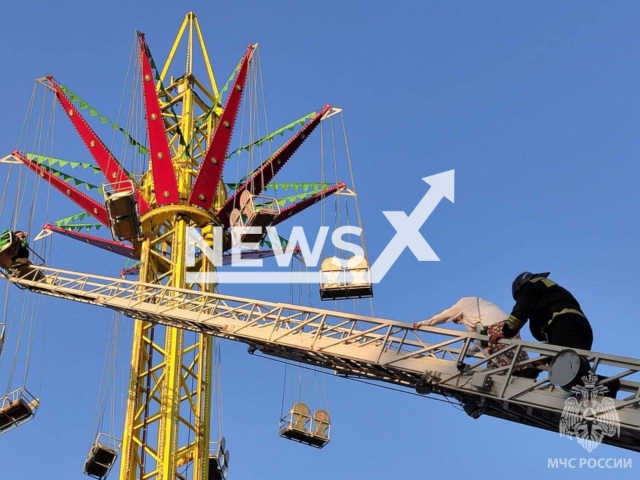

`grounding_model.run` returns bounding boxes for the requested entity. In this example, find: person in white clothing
[413,297,538,379]
[413,296,507,333]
